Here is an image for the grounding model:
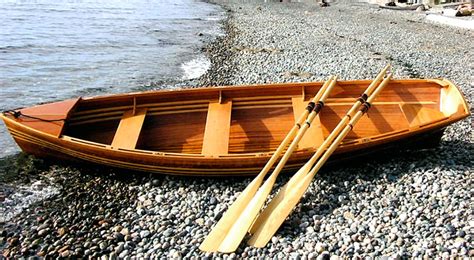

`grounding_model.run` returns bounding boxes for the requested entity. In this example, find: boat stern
[438,79,471,120]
